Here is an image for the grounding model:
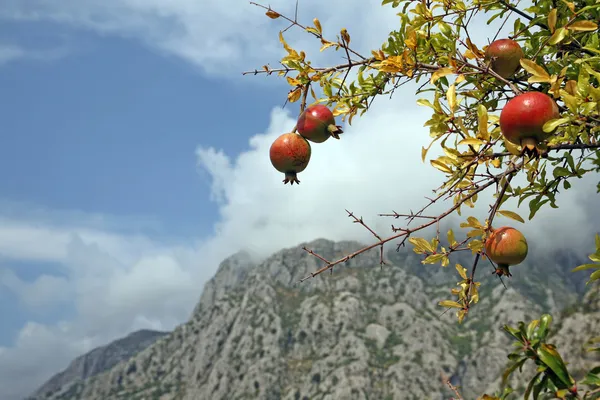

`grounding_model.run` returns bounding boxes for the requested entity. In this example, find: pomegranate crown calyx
[327,124,344,139]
